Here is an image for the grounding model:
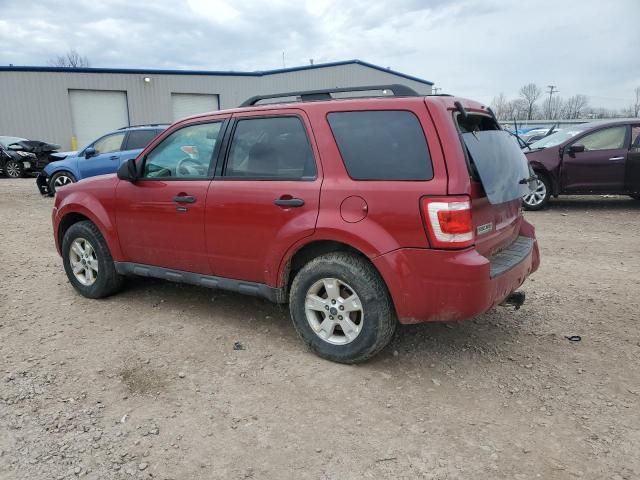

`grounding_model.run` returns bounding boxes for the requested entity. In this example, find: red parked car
[51,85,540,363]
[522,119,640,210]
